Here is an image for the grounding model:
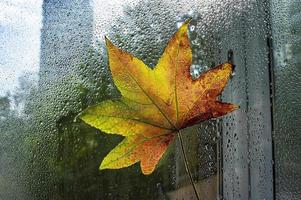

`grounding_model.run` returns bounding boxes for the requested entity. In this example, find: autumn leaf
[79,20,238,175]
